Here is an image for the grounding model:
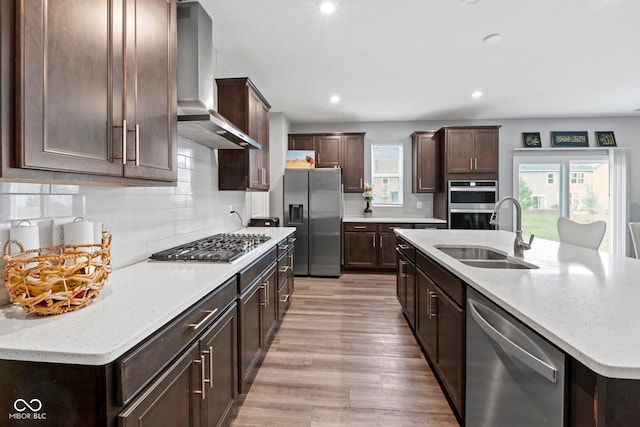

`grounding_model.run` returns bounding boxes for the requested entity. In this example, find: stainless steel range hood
[176,2,259,150]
